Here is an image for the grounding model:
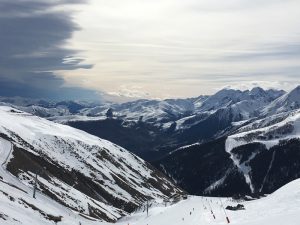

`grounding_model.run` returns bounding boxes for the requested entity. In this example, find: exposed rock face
[156,137,300,197]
